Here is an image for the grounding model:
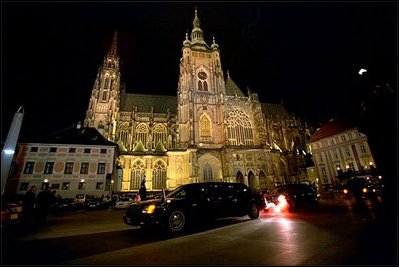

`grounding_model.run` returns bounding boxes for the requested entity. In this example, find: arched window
[200,114,211,138]
[117,123,130,149]
[135,123,149,149]
[130,160,145,190]
[152,124,168,149]
[152,160,167,189]
[104,77,110,89]
[101,91,107,101]
[204,163,213,181]
[198,81,203,91]
[226,109,254,146]
[203,81,208,91]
